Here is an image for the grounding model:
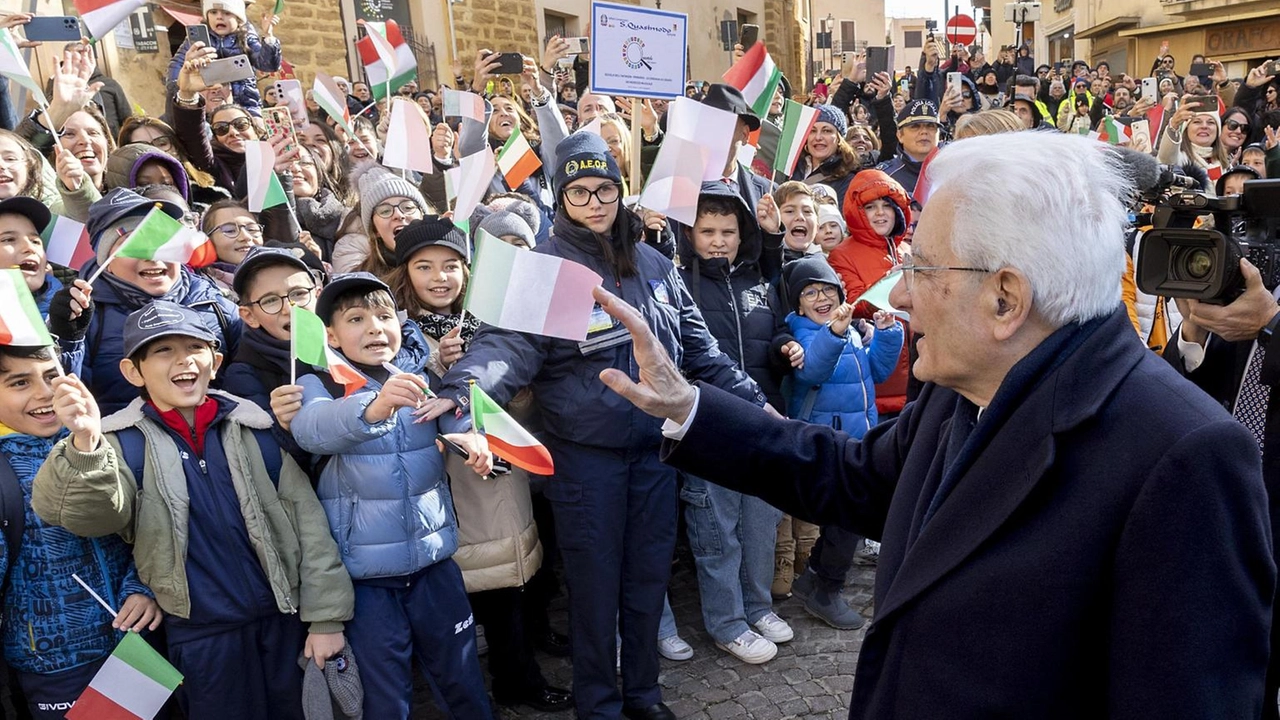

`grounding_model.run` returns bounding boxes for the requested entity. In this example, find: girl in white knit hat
[165,0,283,115]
